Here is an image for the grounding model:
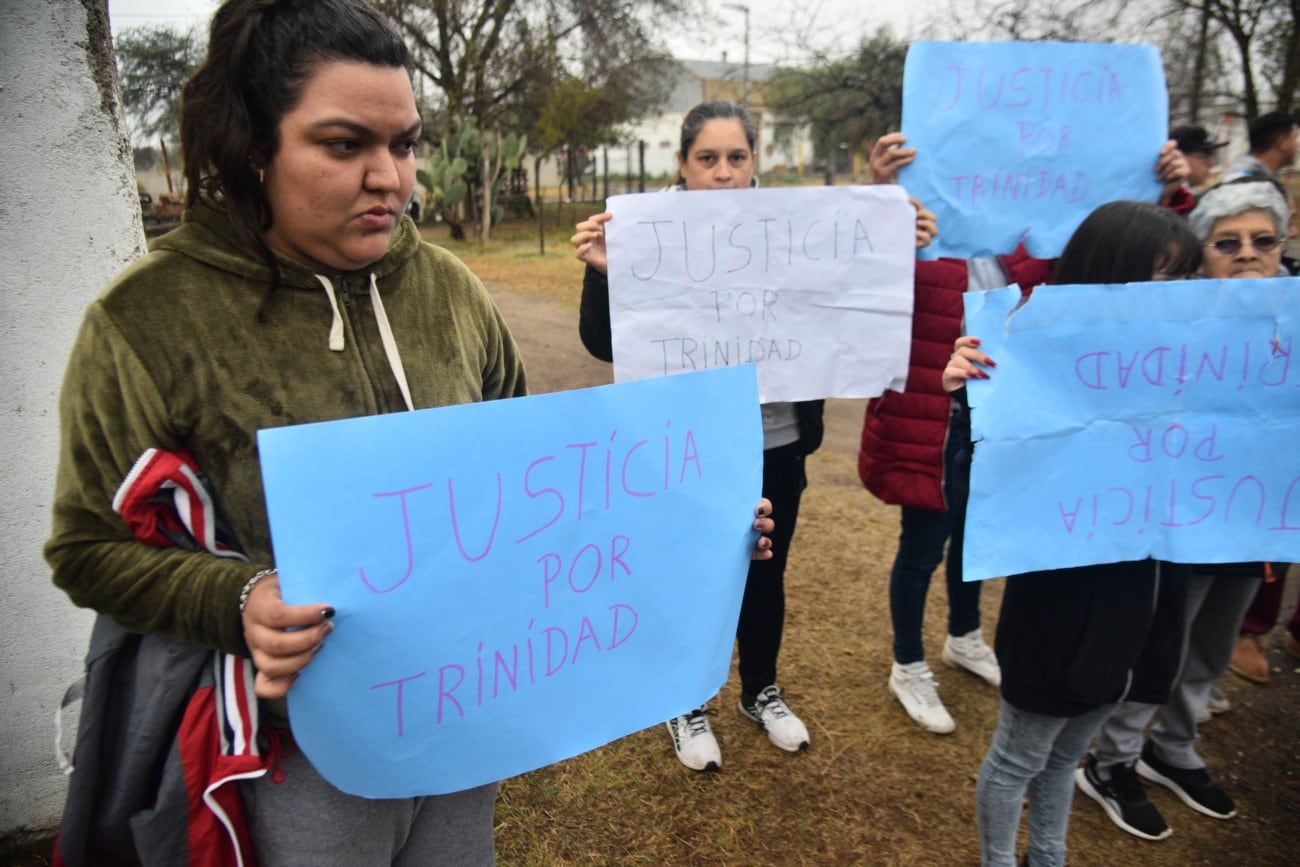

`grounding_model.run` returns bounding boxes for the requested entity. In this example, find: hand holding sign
[259,366,764,797]
[959,277,1300,581]
[604,185,917,402]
